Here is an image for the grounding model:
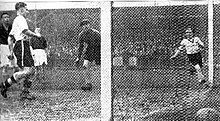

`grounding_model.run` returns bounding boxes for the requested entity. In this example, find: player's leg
[197,52,205,84]
[0,44,14,98]
[2,65,9,81]
[19,66,36,100]
[19,41,36,100]
[0,40,35,99]
[192,53,205,84]
[187,53,205,84]
[41,62,46,81]
[32,49,39,82]
[81,59,93,91]
[81,47,101,91]
[0,66,34,98]
[38,50,47,82]
[34,65,40,82]
[0,44,11,82]
[42,50,47,81]
[33,49,47,82]
[188,63,196,75]
[194,64,205,83]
